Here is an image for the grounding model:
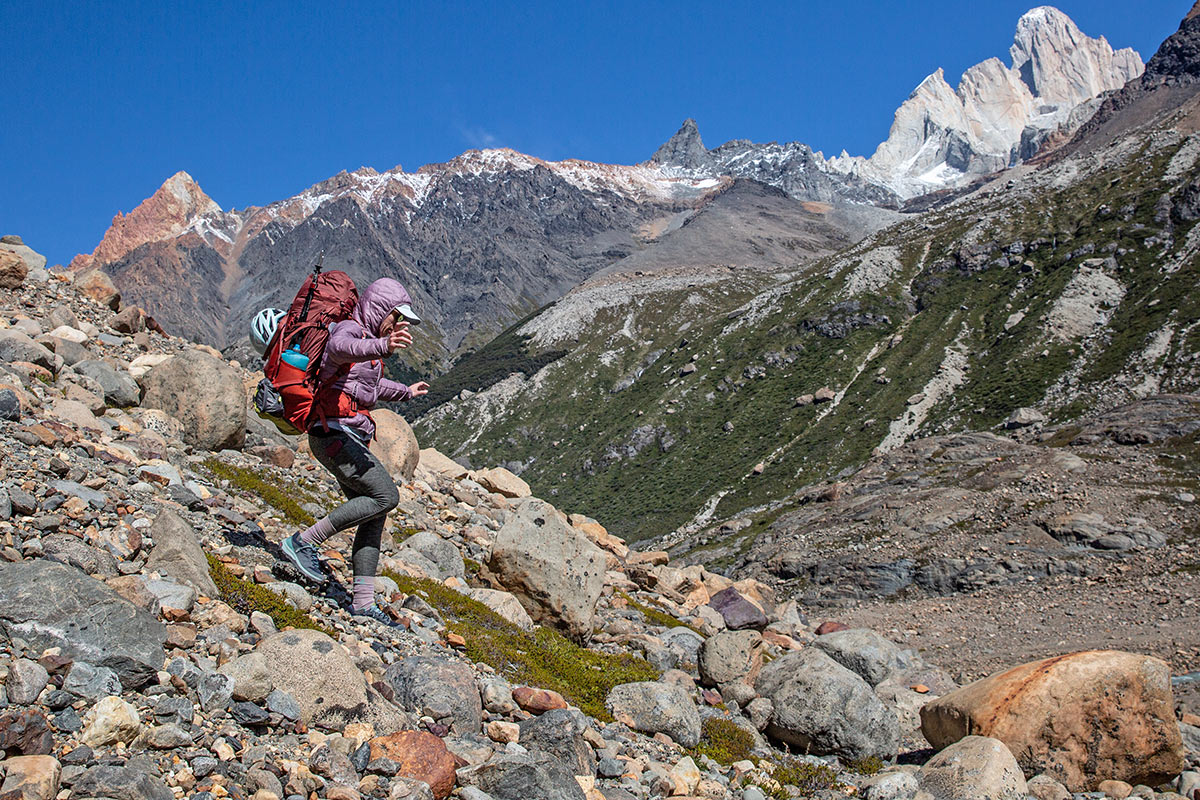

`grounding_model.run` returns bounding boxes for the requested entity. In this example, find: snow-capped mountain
[653,6,1143,201]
